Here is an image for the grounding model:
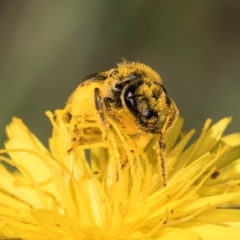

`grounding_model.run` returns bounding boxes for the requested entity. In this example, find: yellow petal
[155,227,201,240]
[195,209,240,229]
[181,222,240,240]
